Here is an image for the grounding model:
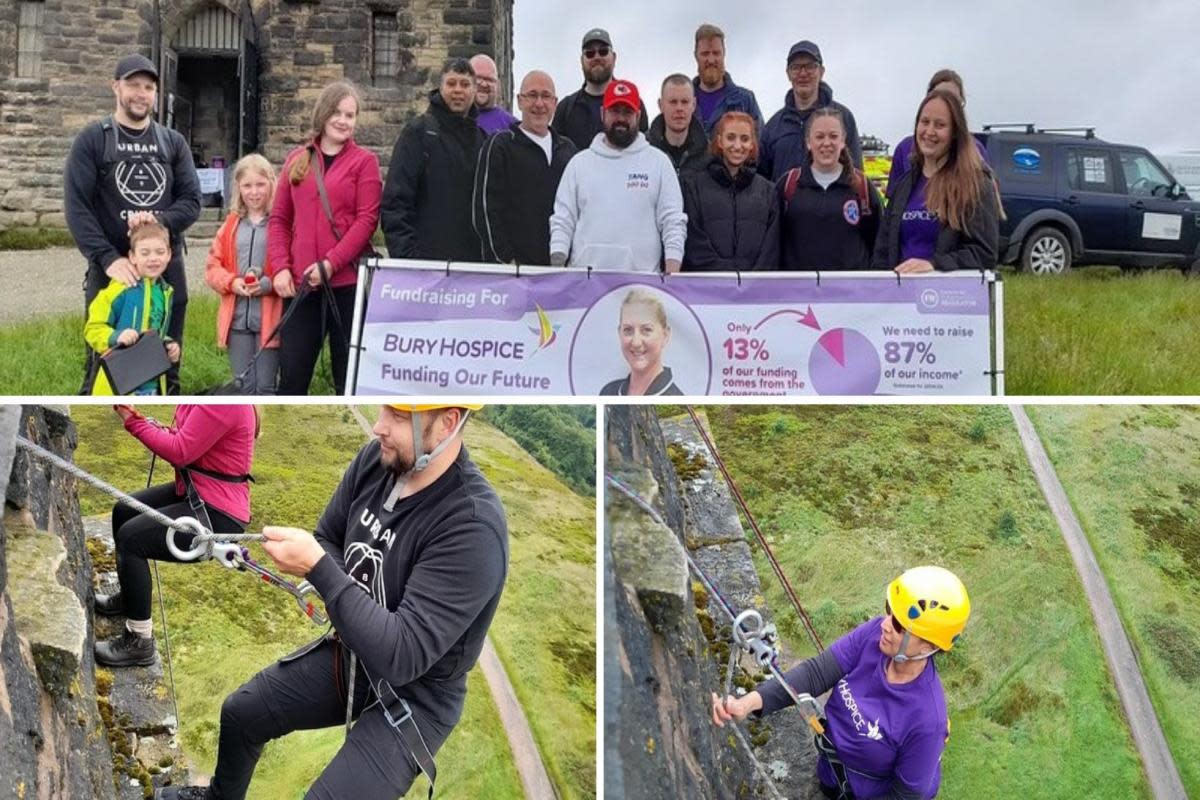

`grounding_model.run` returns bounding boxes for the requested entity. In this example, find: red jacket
[124,405,257,523]
[204,213,283,349]
[267,136,382,290]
